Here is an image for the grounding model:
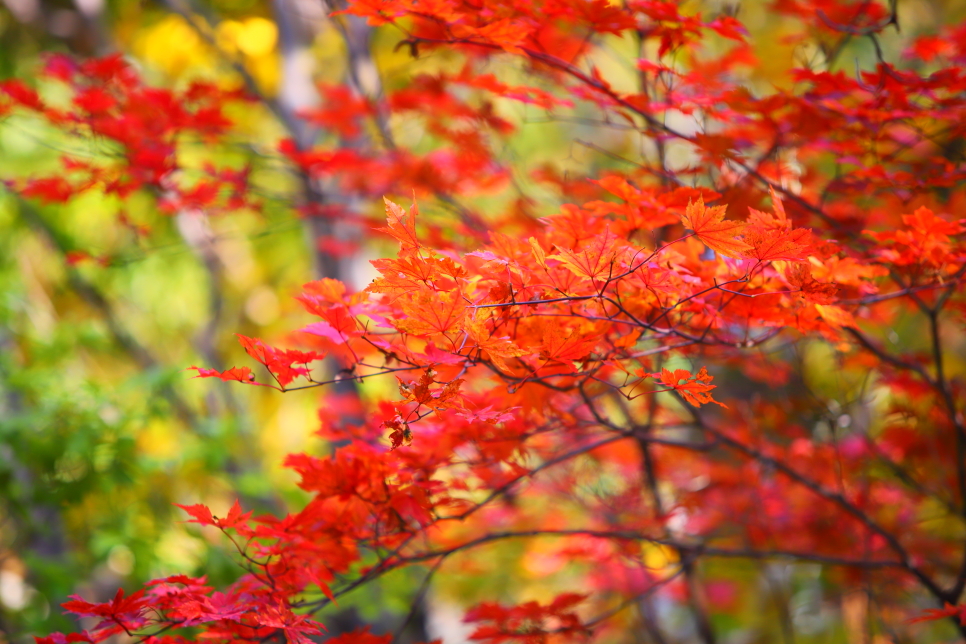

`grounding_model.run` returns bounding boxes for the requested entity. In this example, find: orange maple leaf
[376,196,421,257]
[540,318,598,364]
[746,186,791,231]
[681,197,750,258]
[464,310,529,374]
[369,256,439,299]
[395,287,466,337]
[653,366,727,407]
[473,18,531,55]
[397,369,465,416]
[784,263,837,304]
[548,227,624,282]
[742,226,811,263]
[368,255,466,300]
[301,278,347,304]
[814,303,855,328]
